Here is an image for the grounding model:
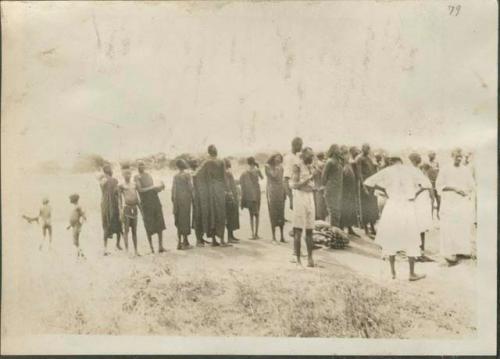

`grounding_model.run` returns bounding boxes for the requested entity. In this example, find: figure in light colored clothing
[409,152,434,262]
[283,137,303,211]
[364,156,429,281]
[291,147,316,267]
[436,149,475,265]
